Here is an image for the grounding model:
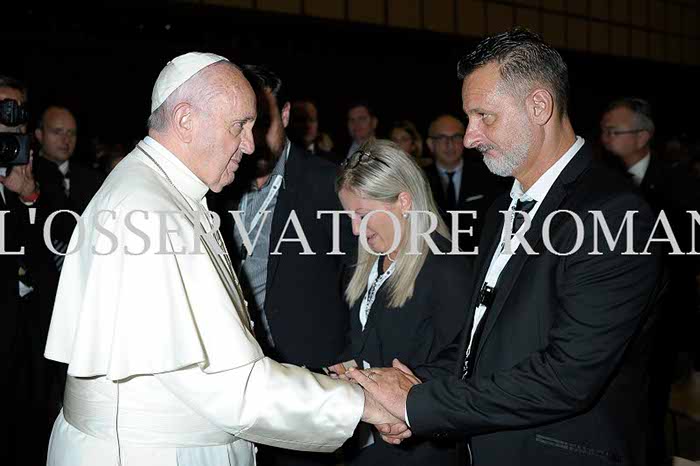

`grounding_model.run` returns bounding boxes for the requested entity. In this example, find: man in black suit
[210,65,354,466]
[601,97,700,465]
[33,105,104,270]
[0,75,61,465]
[348,29,665,466]
[424,114,508,252]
